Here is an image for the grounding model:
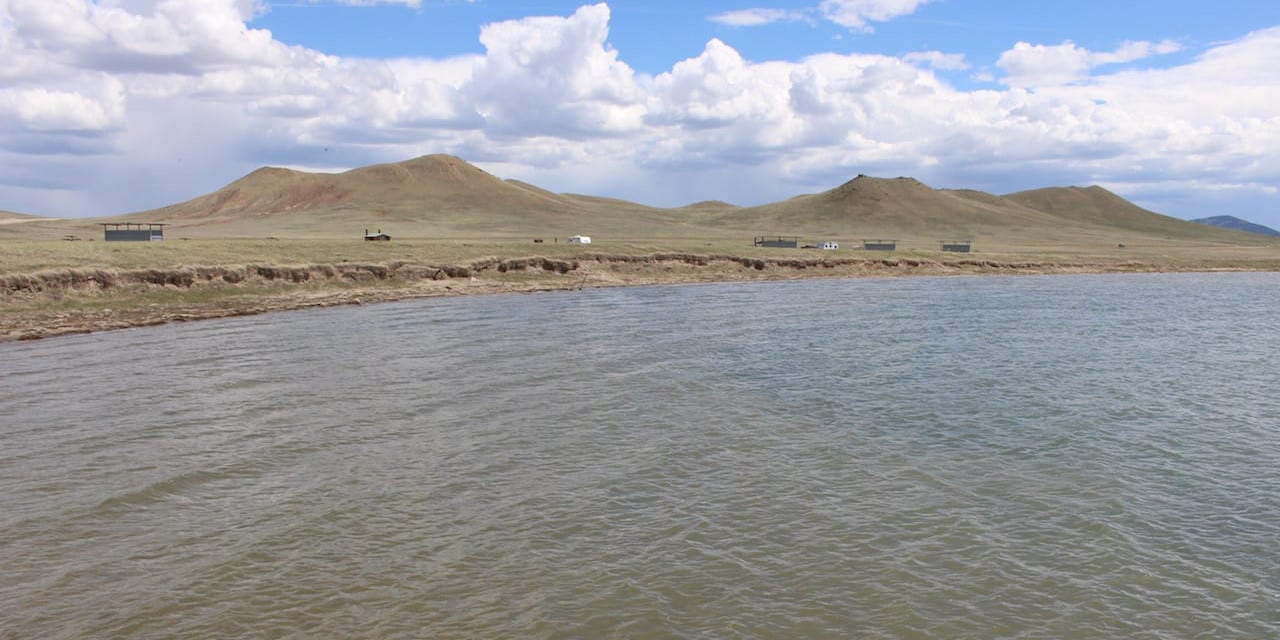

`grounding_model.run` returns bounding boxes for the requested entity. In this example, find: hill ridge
[1191,215,1280,237]
[1003,185,1247,240]
[58,157,1270,246]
